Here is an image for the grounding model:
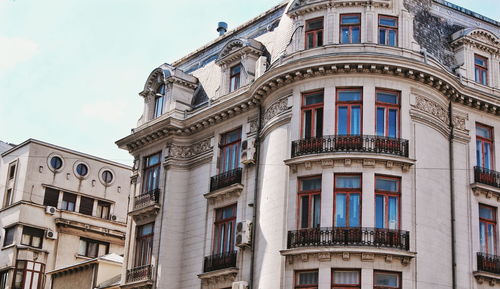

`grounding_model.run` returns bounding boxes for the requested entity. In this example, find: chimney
[217,22,228,36]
